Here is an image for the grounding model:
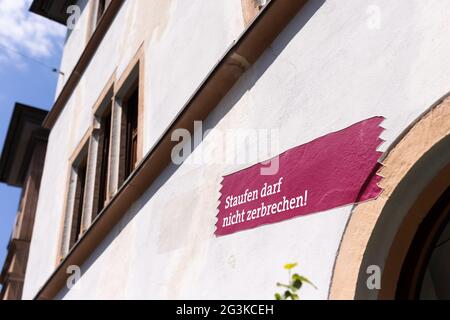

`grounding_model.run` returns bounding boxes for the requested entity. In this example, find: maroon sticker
[216,117,385,236]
